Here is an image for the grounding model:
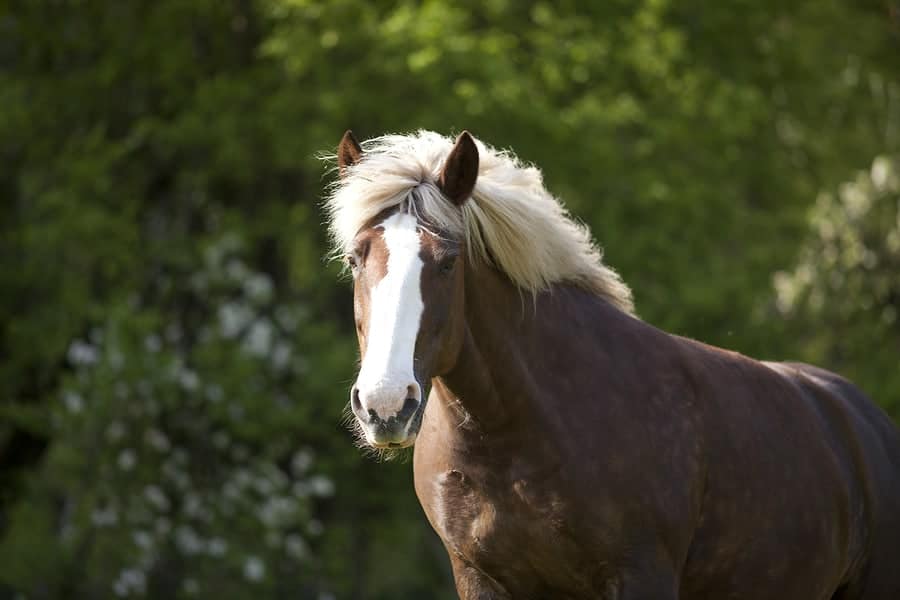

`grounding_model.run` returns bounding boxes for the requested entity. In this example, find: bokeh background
[2,1,899,598]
